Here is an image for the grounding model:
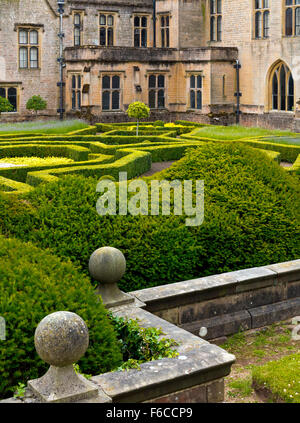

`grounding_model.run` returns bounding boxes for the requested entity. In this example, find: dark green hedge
[0,235,122,399]
[0,143,299,297]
